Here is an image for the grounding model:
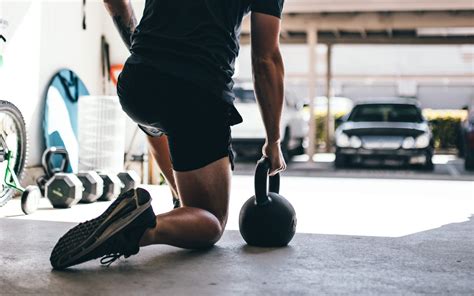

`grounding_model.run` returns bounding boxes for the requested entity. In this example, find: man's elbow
[253,51,278,65]
[252,50,283,72]
[252,55,271,68]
